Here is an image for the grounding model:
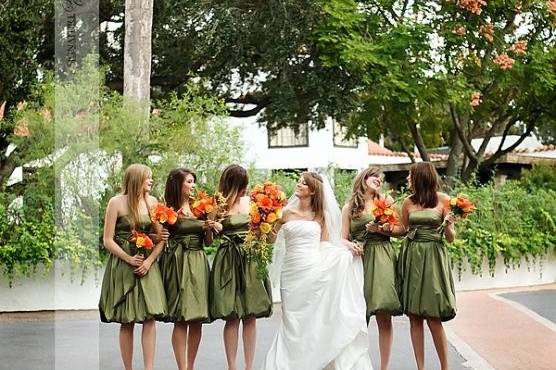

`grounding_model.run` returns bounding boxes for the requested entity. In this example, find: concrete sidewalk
[447,283,556,370]
[7,284,555,370]
[1,306,469,370]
